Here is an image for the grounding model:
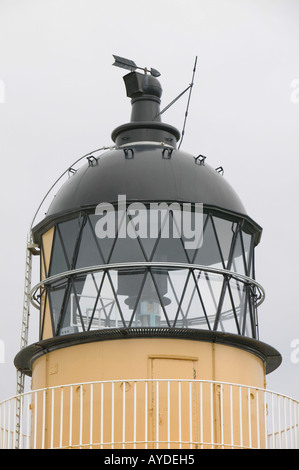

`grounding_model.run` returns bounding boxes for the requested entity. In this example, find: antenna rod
[178,56,198,150]
[154,84,192,120]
